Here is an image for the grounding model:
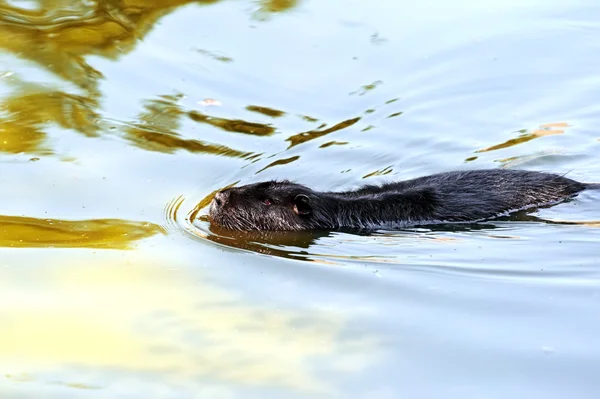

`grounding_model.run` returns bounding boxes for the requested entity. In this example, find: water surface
[2,0,600,398]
